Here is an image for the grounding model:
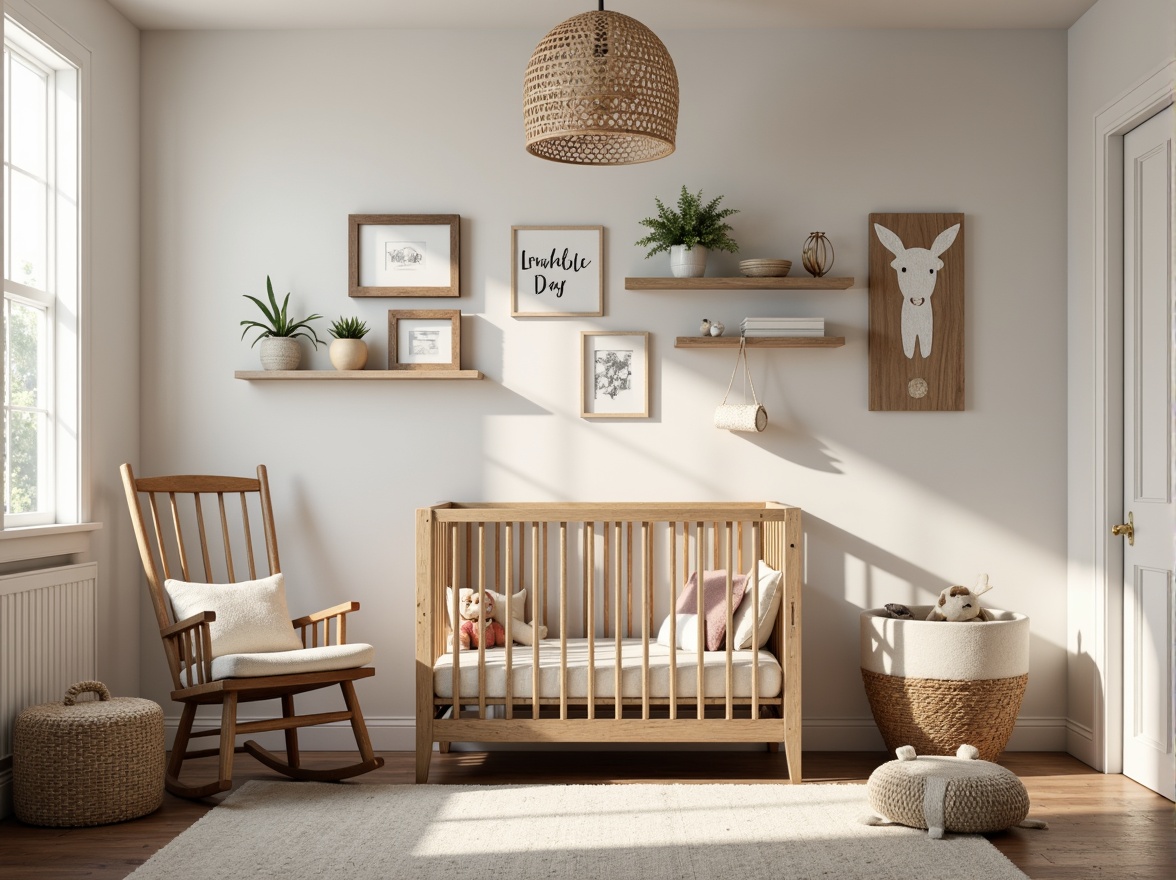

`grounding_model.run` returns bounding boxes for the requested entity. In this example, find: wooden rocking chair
[120,463,384,799]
